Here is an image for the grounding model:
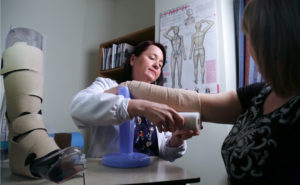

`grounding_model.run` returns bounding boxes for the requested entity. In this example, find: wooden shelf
[98,26,155,81]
